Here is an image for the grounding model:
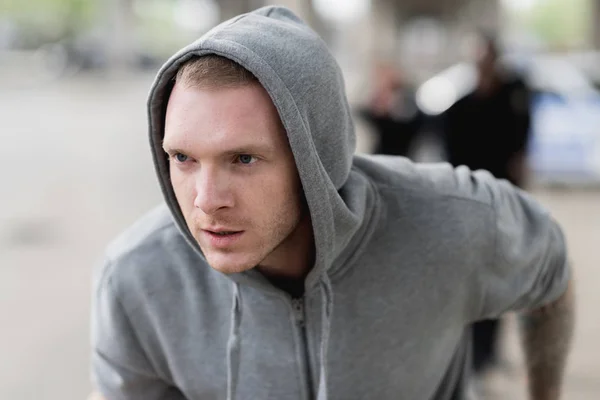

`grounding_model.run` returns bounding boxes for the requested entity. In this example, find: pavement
[0,69,598,399]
